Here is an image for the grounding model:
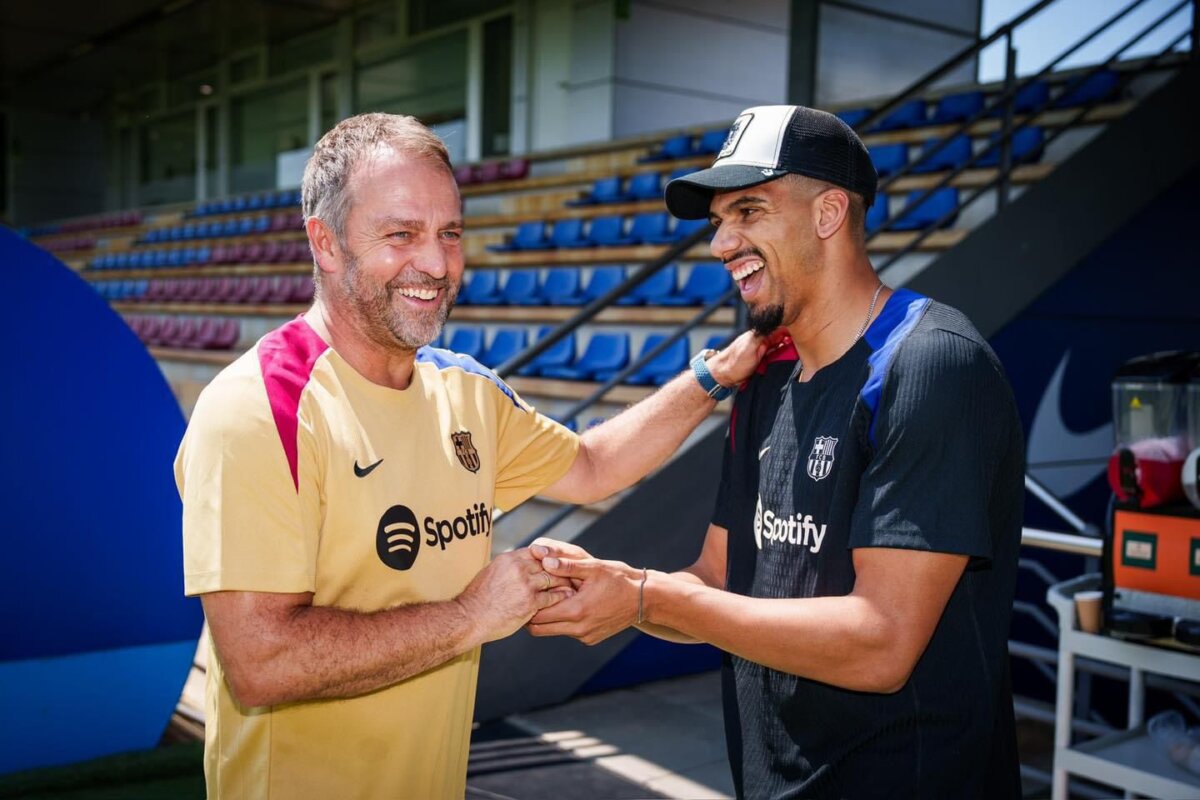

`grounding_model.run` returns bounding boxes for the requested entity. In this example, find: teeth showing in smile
[397,287,438,301]
[731,261,764,282]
